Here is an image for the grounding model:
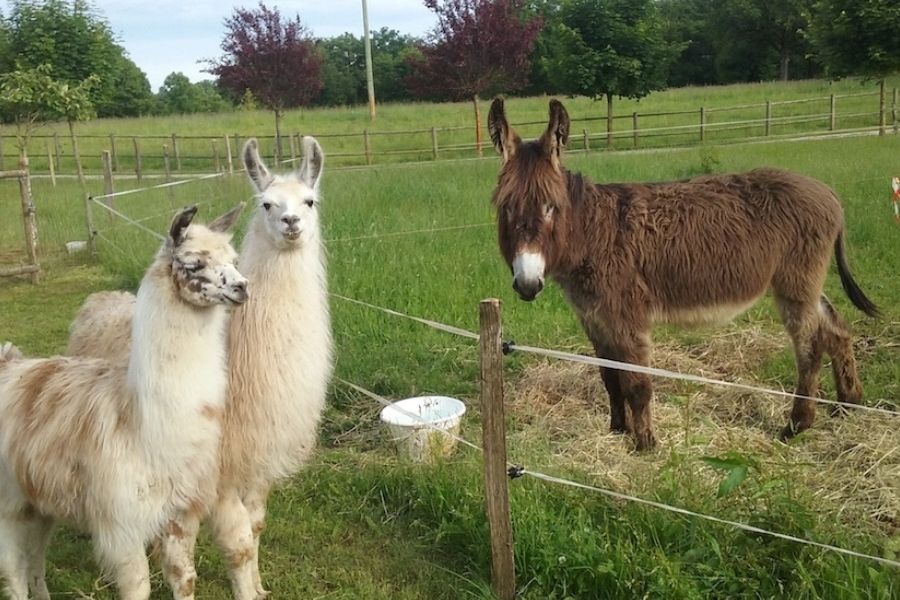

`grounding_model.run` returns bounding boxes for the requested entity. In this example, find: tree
[207,1,323,159]
[405,0,542,153]
[541,0,681,145]
[5,0,152,117]
[318,33,365,106]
